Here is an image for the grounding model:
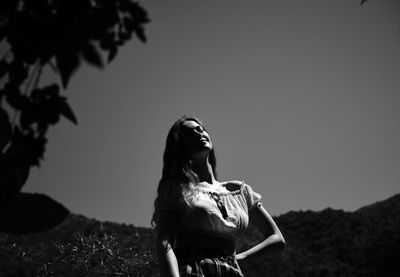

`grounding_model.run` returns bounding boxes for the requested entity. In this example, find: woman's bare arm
[156,213,180,277]
[236,204,285,260]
